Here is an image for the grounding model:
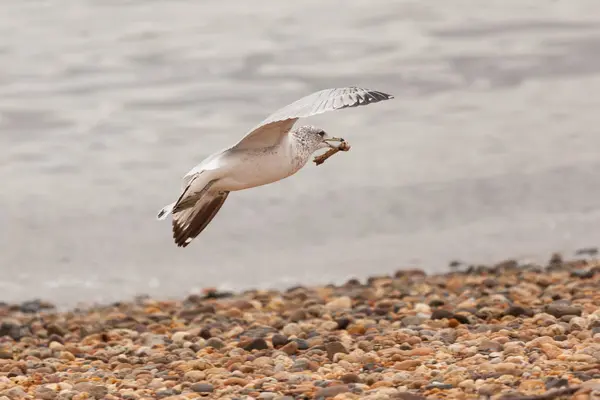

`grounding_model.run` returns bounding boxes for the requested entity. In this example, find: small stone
[190,383,214,393]
[88,385,108,399]
[49,341,64,351]
[242,338,269,351]
[46,324,67,337]
[580,380,600,391]
[73,383,93,393]
[2,387,29,400]
[325,341,348,360]
[345,327,365,340]
[493,363,523,376]
[35,386,57,400]
[548,252,563,266]
[289,309,307,322]
[156,389,176,398]
[414,303,431,313]
[271,334,289,347]
[143,333,166,347]
[314,385,349,399]
[479,384,504,396]
[205,337,226,350]
[478,340,503,352]
[321,320,338,331]
[48,333,64,344]
[545,377,569,390]
[518,380,545,392]
[183,370,205,382]
[482,278,498,288]
[171,331,189,342]
[395,360,422,370]
[294,339,309,350]
[341,373,361,383]
[452,314,470,324]
[431,309,454,320]
[425,382,453,390]
[223,377,248,386]
[569,317,588,330]
[178,305,216,319]
[59,351,75,361]
[0,320,23,341]
[575,247,598,256]
[540,343,563,359]
[20,299,52,313]
[281,341,298,355]
[476,307,504,320]
[571,269,595,279]
[325,296,352,311]
[57,390,77,400]
[545,304,582,318]
[401,316,424,327]
[434,328,456,345]
[291,359,318,372]
[429,299,445,307]
[505,306,534,317]
[282,323,302,337]
[394,393,427,400]
[336,317,351,330]
[409,347,434,356]
[73,383,106,399]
